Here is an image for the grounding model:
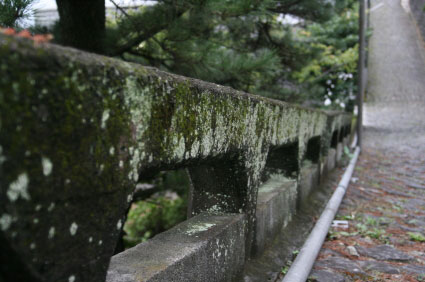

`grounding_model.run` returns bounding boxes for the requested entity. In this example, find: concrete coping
[107,213,246,282]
